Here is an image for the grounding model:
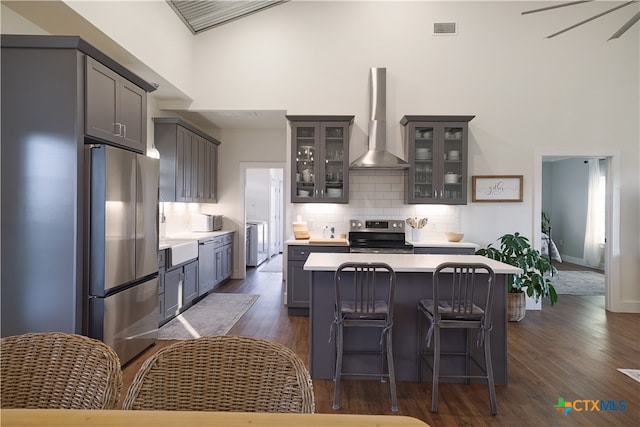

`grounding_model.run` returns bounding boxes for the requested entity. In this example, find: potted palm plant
[476,232,558,321]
